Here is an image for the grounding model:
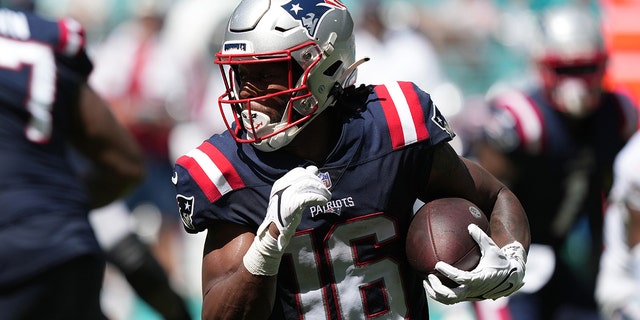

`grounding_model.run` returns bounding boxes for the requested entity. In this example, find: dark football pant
[0,255,107,320]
